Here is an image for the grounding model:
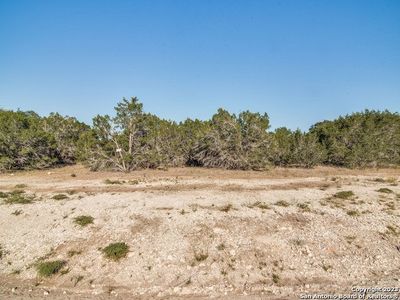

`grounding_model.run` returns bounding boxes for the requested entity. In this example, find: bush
[36,260,66,277]
[102,242,129,261]
[52,194,69,200]
[74,215,94,227]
